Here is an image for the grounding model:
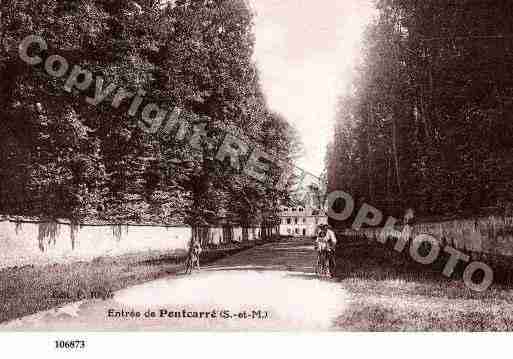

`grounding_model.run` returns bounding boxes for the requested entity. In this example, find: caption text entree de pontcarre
[107,308,270,320]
